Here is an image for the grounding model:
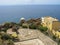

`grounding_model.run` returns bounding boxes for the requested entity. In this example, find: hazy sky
[0,0,60,5]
